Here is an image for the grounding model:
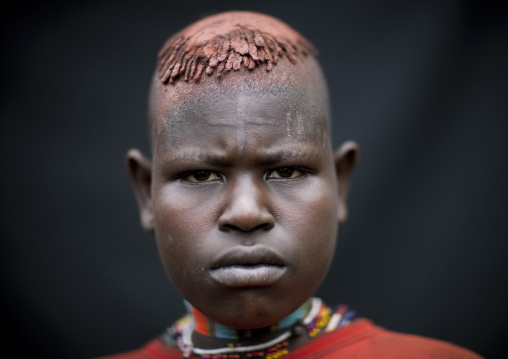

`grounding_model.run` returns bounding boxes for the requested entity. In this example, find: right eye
[183,170,223,183]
